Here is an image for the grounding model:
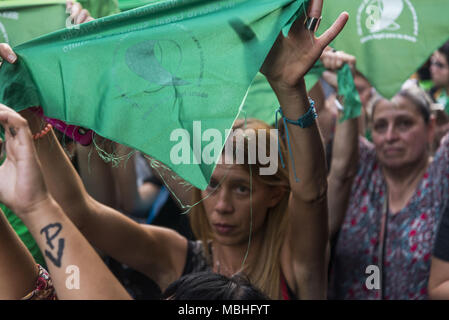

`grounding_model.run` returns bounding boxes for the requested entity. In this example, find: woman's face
[373,96,433,169]
[200,161,283,246]
[372,97,433,169]
[430,51,449,88]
